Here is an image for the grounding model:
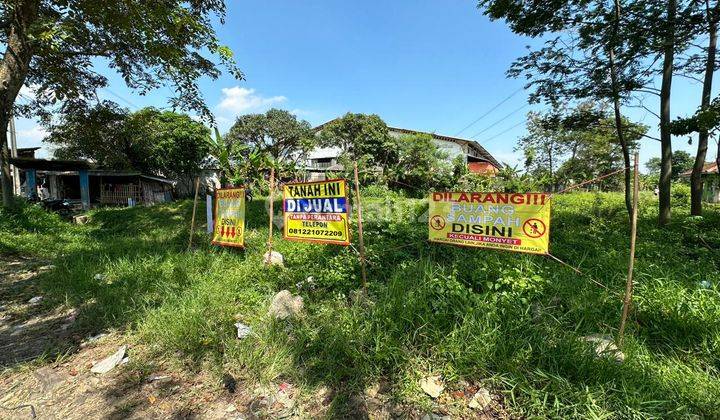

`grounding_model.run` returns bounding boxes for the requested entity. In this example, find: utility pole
[9,116,19,196]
